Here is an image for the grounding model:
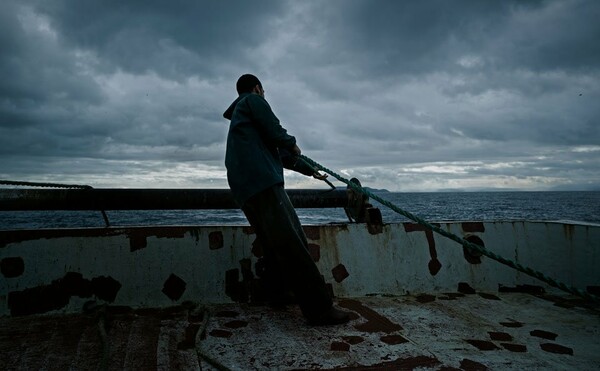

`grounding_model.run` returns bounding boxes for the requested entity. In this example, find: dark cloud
[289,0,600,101]
[33,0,286,78]
[0,0,598,191]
